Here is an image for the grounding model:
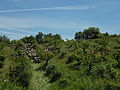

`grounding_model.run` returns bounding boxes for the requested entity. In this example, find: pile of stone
[24,43,40,63]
